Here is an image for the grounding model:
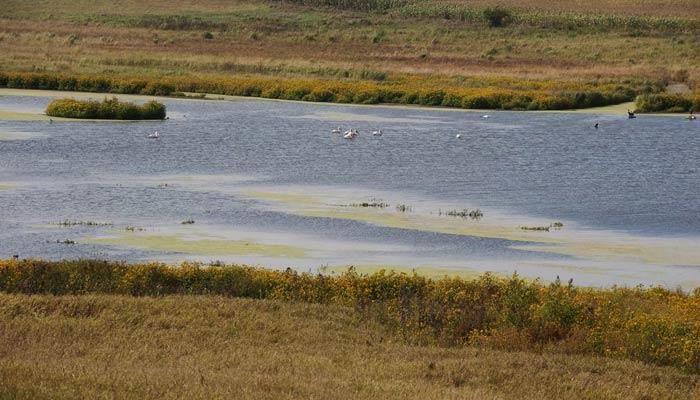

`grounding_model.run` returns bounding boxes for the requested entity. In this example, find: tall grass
[45,98,166,120]
[0,71,654,111]
[278,0,407,12]
[398,4,699,31]
[1,259,699,373]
